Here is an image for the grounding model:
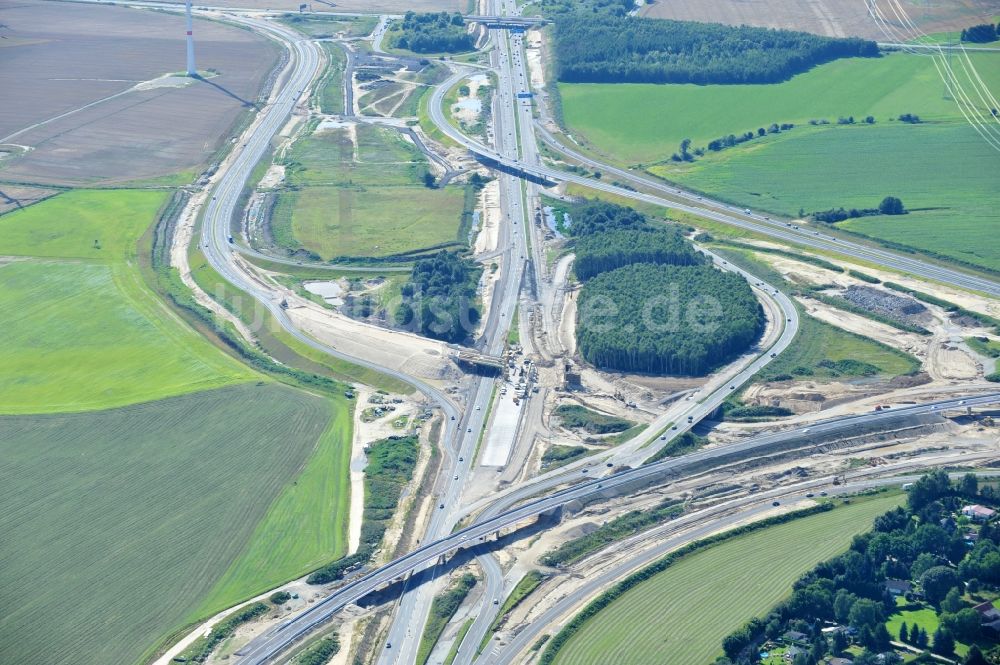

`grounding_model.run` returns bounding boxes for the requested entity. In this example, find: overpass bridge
[464,15,547,29]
